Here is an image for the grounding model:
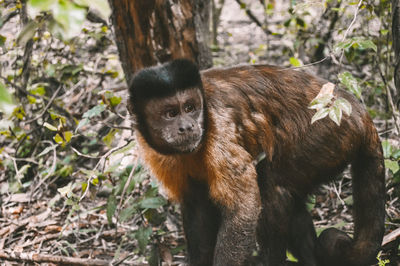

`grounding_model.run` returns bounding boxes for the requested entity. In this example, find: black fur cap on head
[129,59,202,104]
